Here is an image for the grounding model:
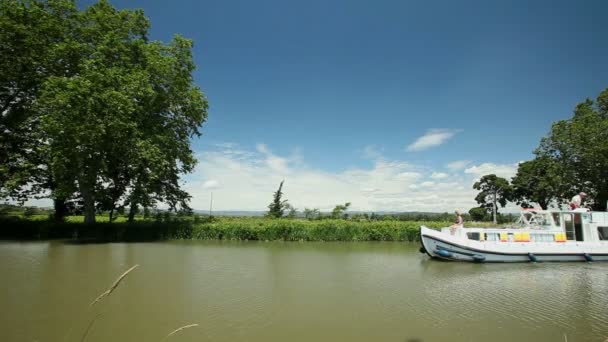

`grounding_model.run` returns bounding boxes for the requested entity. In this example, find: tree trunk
[492,191,497,224]
[128,202,138,223]
[81,183,96,225]
[53,198,67,222]
[109,207,115,222]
